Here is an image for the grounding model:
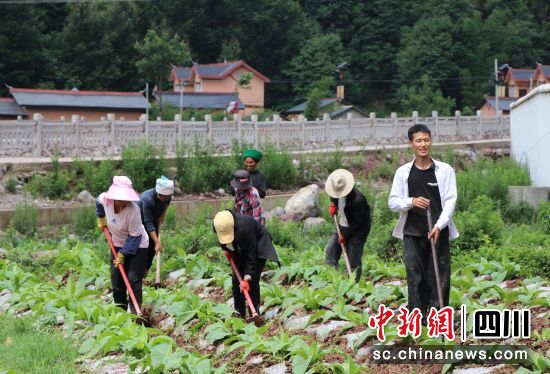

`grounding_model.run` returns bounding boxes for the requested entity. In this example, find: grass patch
[0,314,77,373]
